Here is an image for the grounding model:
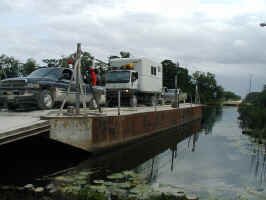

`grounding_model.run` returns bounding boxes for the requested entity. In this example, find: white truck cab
[106,58,162,107]
[106,70,138,90]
